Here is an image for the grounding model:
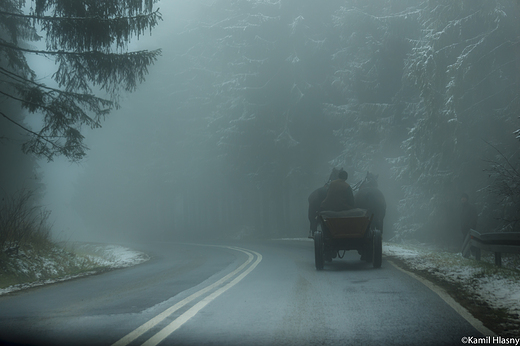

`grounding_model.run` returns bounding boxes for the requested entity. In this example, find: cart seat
[319,208,368,219]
